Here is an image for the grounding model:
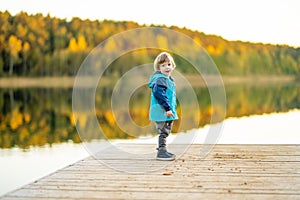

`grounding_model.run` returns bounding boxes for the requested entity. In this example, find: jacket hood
[148,72,169,88]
